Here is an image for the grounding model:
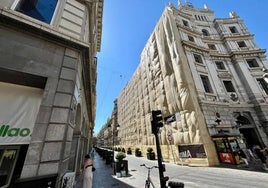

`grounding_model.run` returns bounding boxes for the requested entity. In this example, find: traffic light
[152,110,163,127]
[151,110,163,134]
